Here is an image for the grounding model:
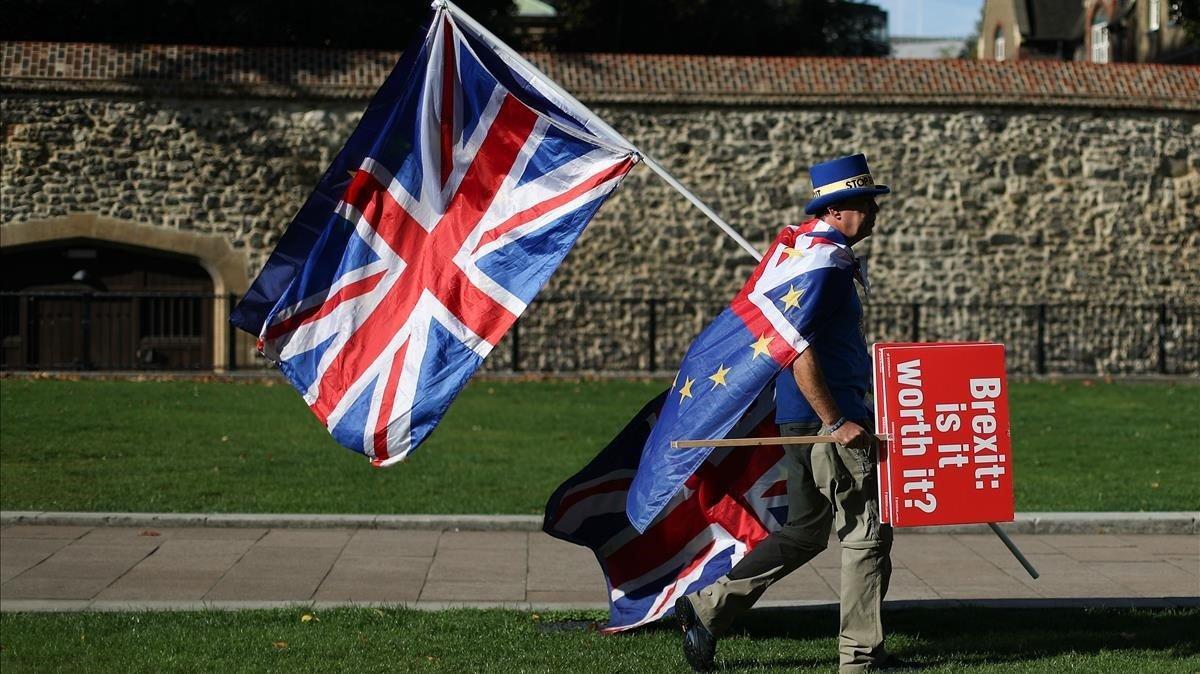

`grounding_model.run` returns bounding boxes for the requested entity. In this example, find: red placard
[873,342,1014,527]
